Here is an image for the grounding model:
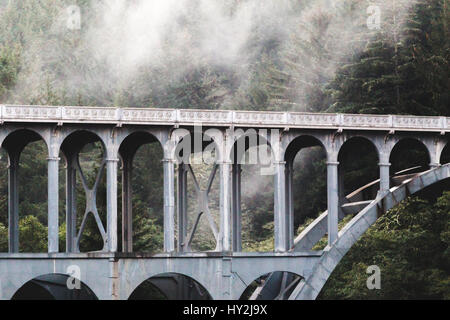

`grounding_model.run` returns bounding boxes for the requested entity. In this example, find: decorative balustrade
[0,105,448,132]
